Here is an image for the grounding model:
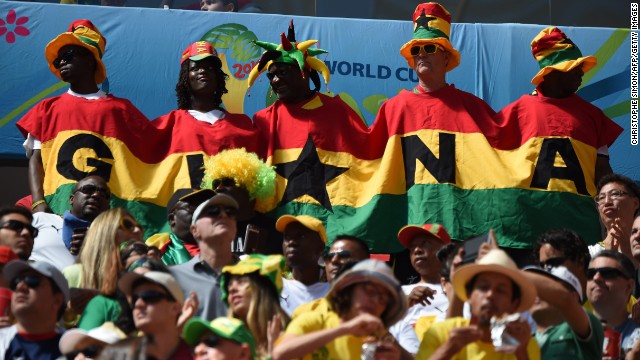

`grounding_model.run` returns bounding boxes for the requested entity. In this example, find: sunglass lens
[11,275,41,291]
[203,334,220,347]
